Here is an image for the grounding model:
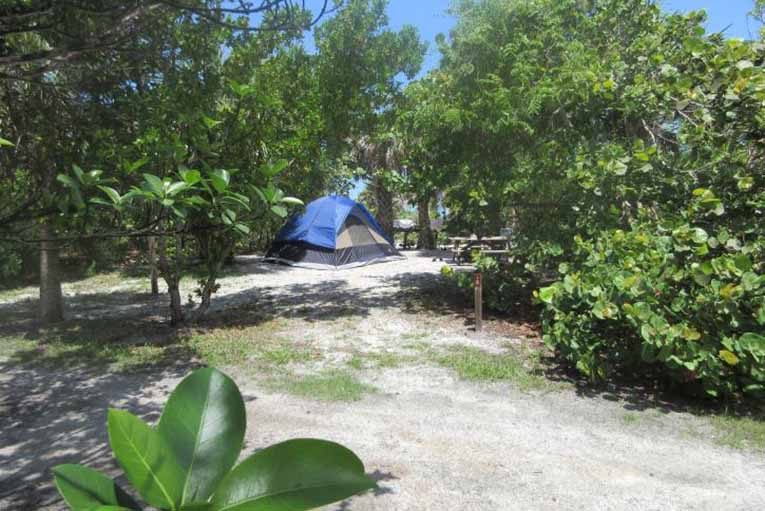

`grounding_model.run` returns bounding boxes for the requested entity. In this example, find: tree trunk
[166,278,183,326]
[373,174,394,239]
[417,194,435,249]
[39,221,63,324]
[147,236,159,296]
[192,238,234,322]
[158,233,184,325]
